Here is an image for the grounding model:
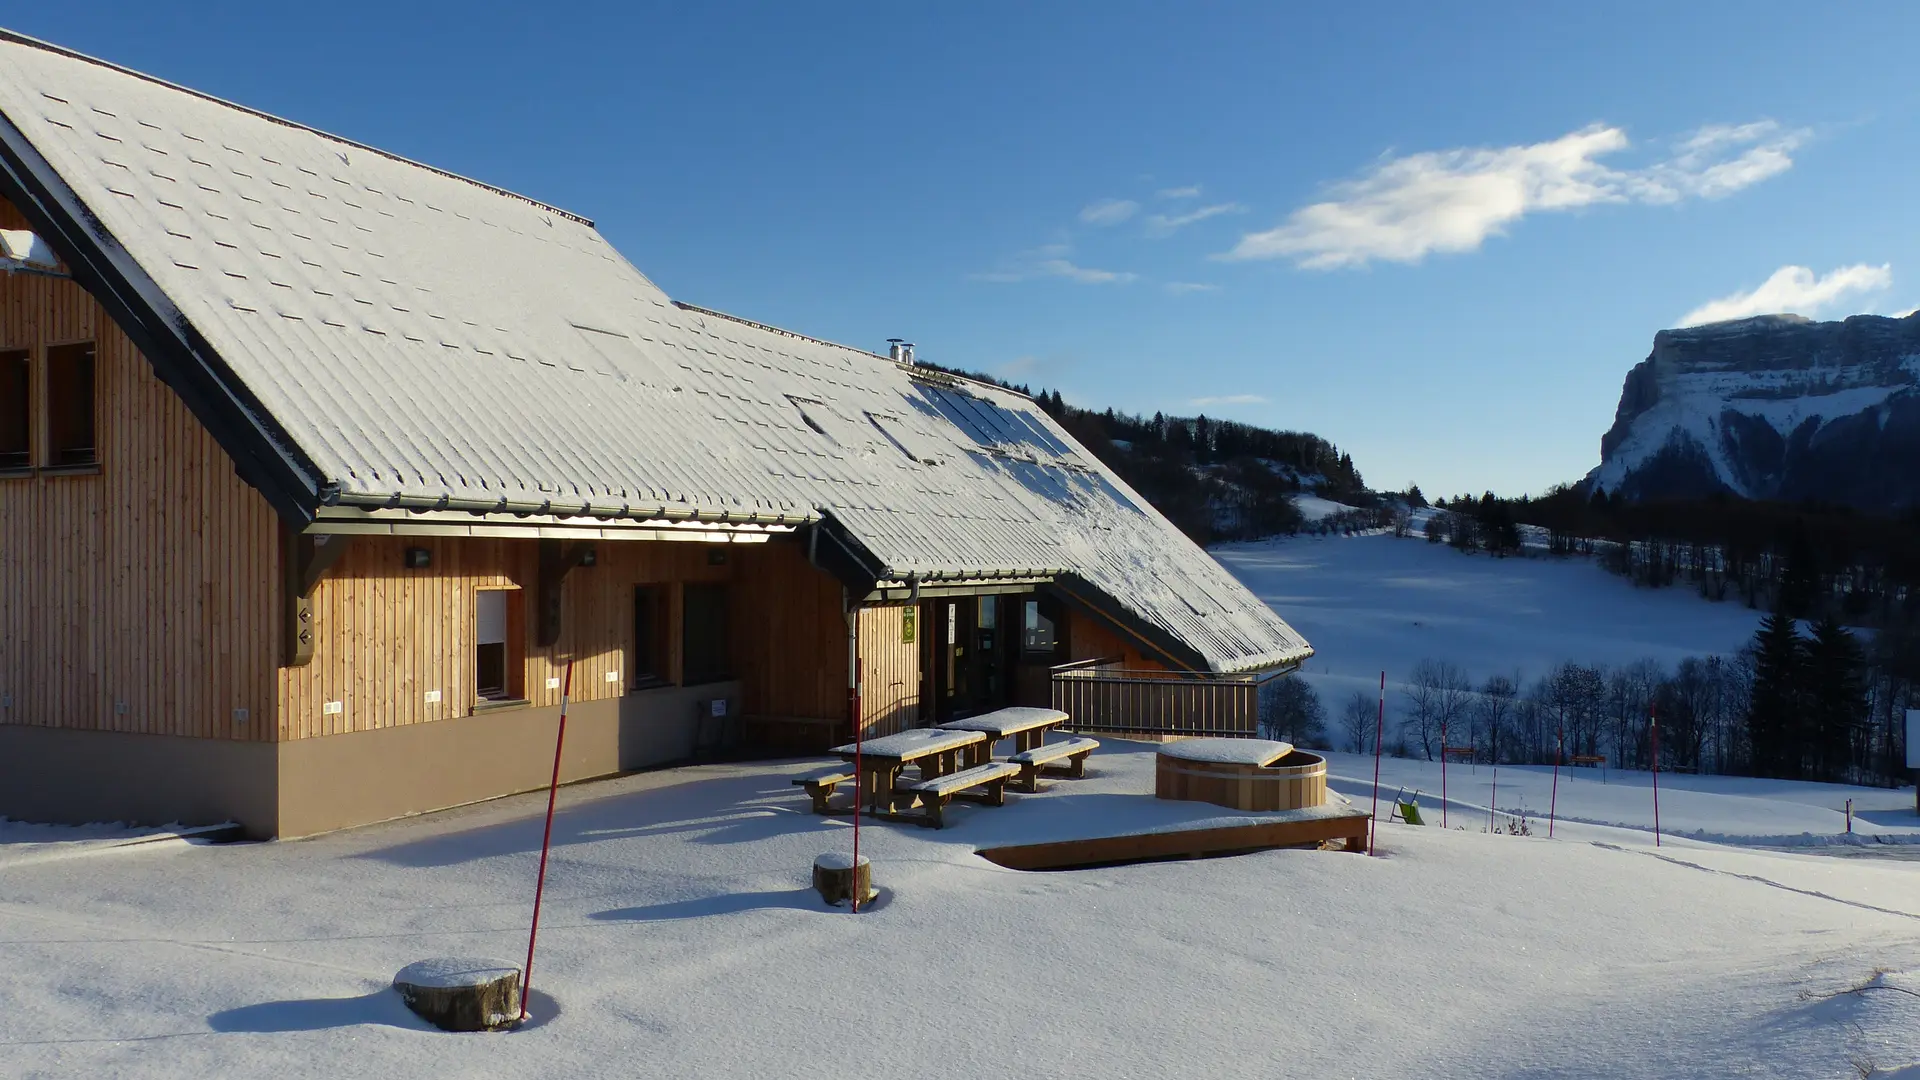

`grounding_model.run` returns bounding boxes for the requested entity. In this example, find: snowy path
[5,744,1920,1078]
